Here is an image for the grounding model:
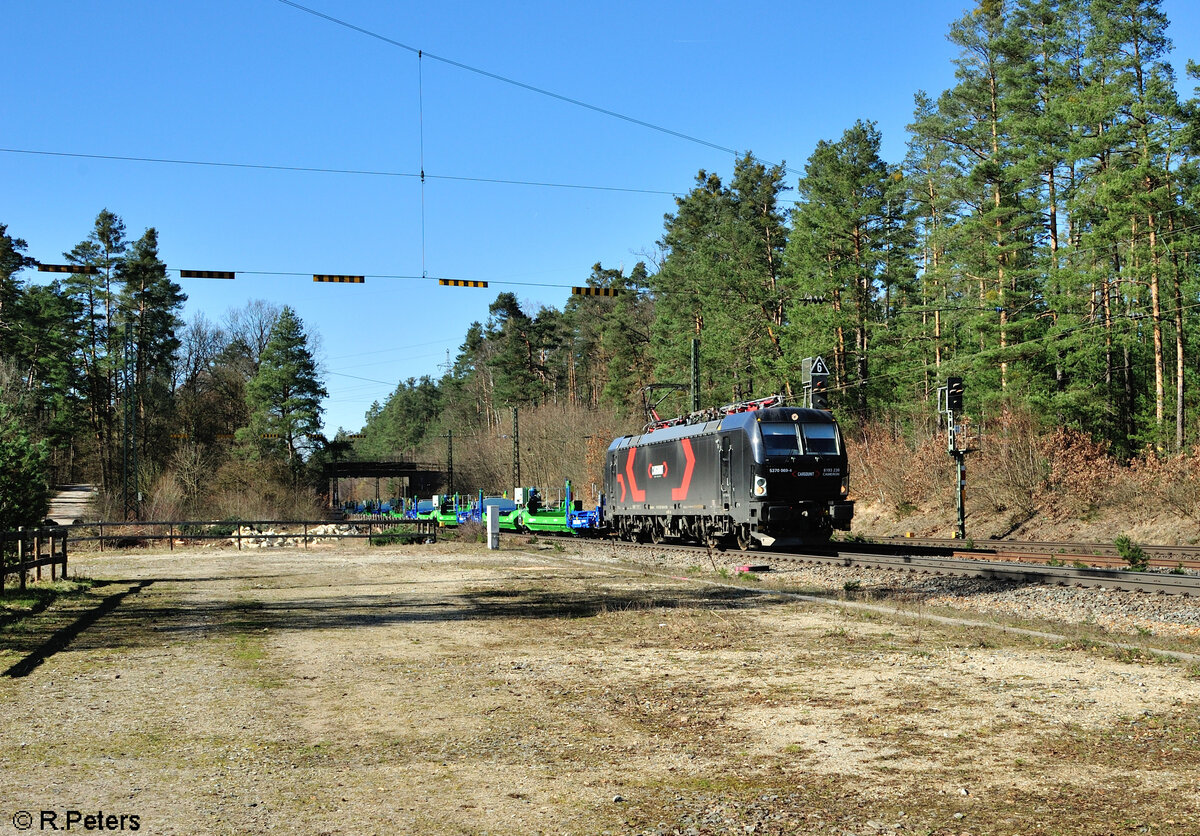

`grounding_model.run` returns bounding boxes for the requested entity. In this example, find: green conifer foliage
[0,402,50,530]
[240,306,327,477]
